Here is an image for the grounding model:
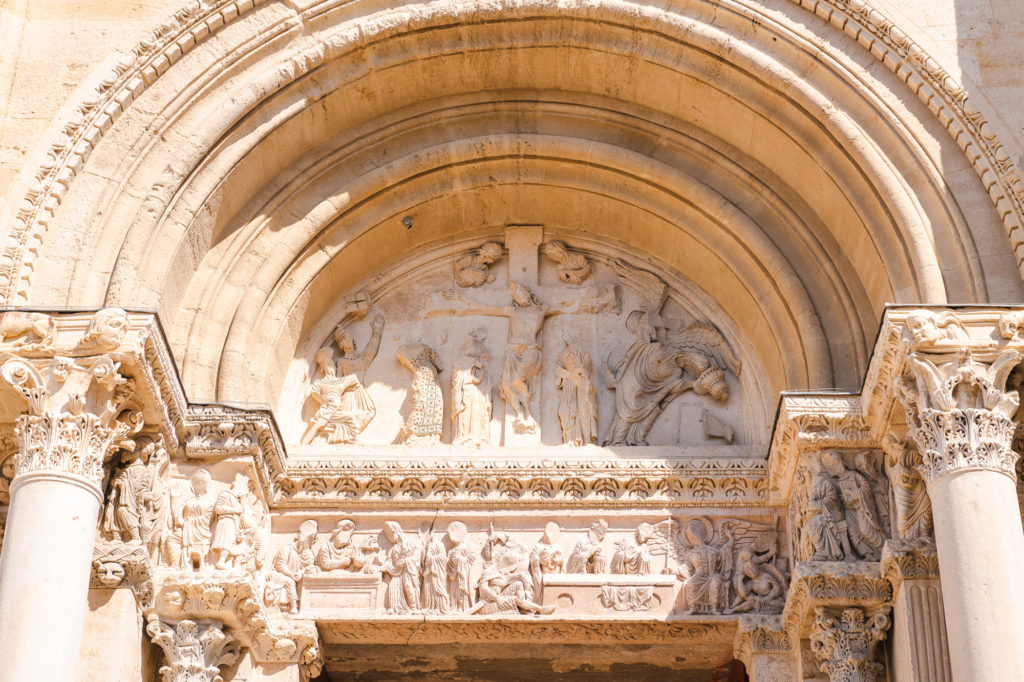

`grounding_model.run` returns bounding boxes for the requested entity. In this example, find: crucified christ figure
[432,281,613,432]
